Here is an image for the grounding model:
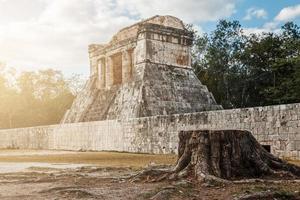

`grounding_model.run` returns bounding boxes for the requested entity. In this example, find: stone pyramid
[62,15,222,123]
